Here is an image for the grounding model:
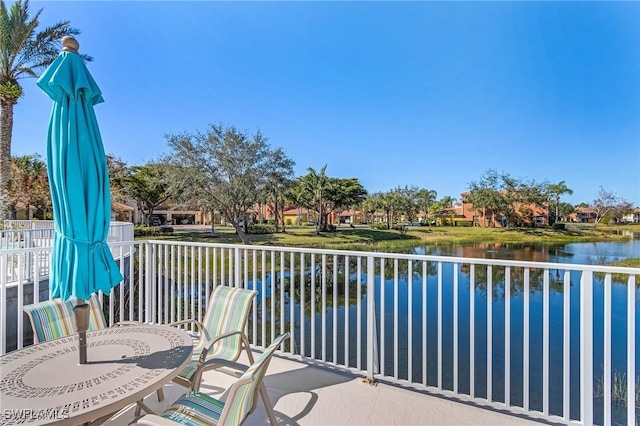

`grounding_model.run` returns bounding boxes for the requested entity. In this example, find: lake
[253,236,639,426]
